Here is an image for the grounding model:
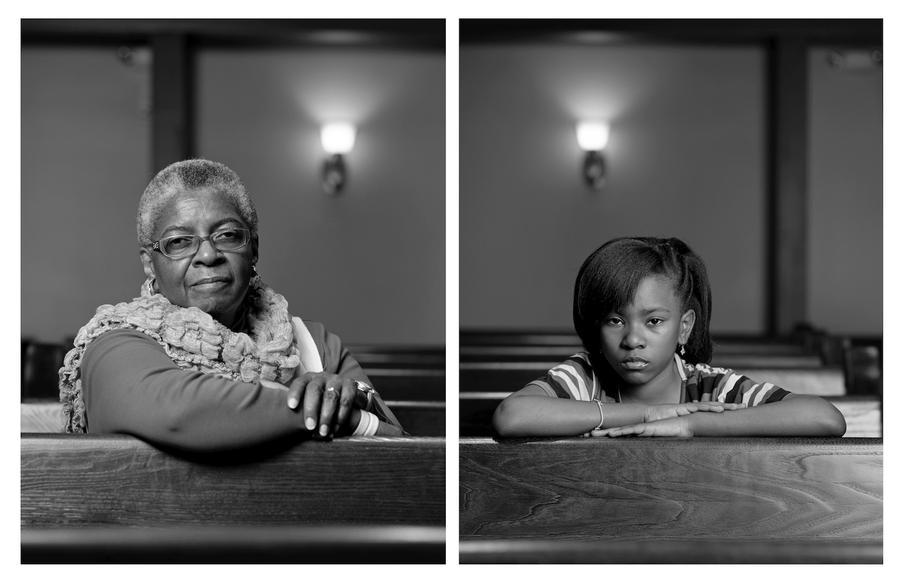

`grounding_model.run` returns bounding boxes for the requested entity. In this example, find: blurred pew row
[20,339,447,402]
[457,327,881,438]
[21,326,882,437]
